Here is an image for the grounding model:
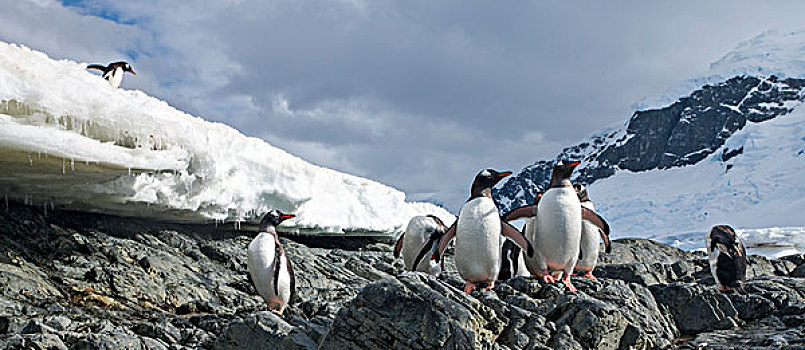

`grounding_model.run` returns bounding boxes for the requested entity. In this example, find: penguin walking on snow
[87,61,136,88]
[395,215,450,276]
[247,209,296,314]
[707,225,748,292]
[573,184,611,280]
[418,169,534,293]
